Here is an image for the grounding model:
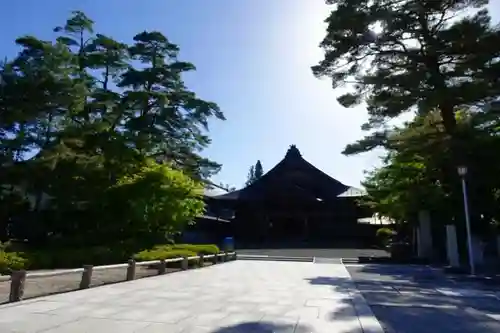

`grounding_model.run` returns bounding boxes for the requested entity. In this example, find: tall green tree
[101,160,205,247]
[0,11,224,247]
[245,165,255,187]
[245,160,264,186]
[362,109,500,239]
[313,0,500,158]
[254,160,264,179]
